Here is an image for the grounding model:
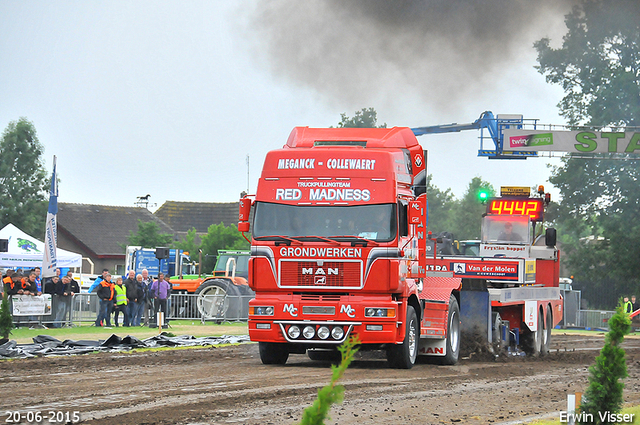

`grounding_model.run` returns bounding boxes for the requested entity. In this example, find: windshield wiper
[253,235,302,246]
[290,235,341,245]
[328,235,379,247]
